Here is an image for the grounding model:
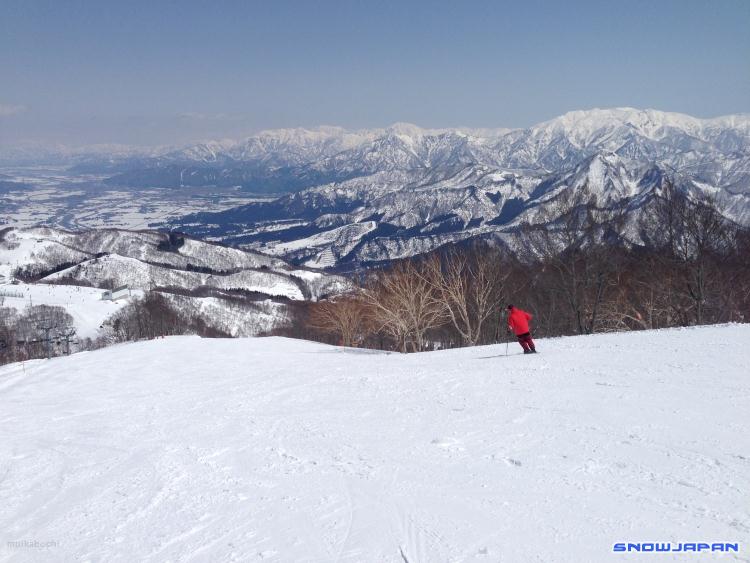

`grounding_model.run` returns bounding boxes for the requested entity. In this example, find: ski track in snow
[0,325,748,562]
